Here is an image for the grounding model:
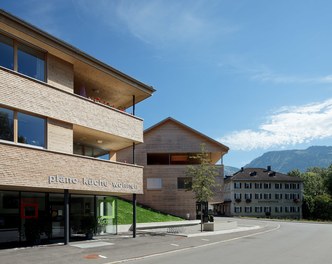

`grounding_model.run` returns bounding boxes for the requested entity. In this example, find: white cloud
[220,99,332,150]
